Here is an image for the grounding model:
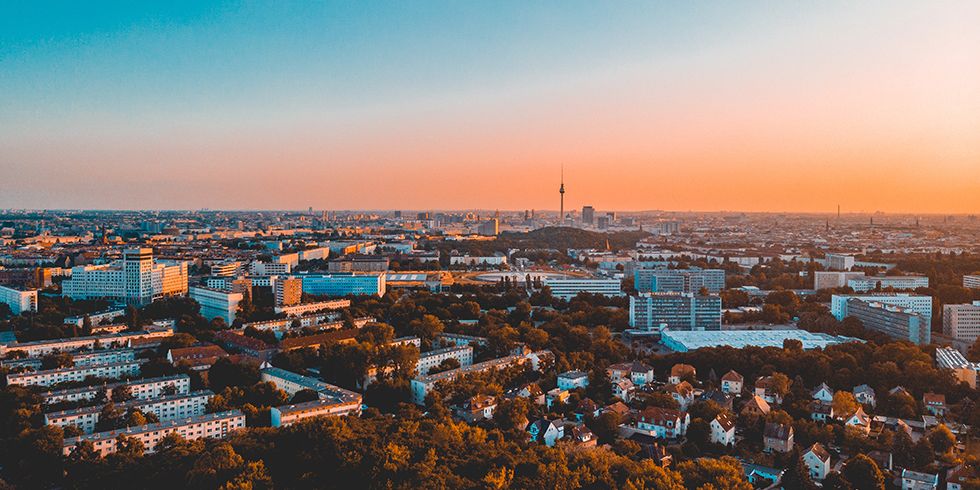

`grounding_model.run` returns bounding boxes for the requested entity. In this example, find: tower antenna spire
[559,164,565,225]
